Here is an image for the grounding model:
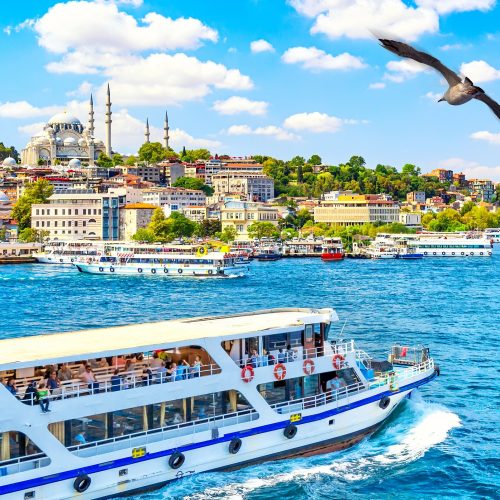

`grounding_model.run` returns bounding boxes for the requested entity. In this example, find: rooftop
[0,308,336,369]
